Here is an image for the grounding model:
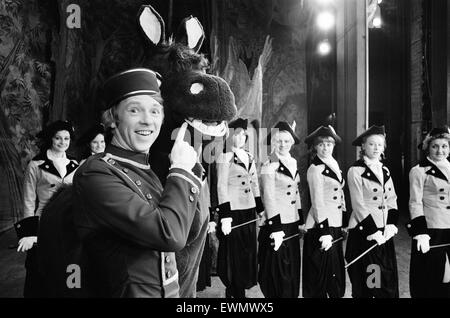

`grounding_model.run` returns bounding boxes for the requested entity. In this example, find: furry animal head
[138,5,236,140]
